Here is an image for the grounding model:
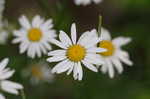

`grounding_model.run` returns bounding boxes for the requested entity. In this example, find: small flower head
[12,15,56,58]
[22,61,54,85]
[97,28,133,78]
[47,23,106,81]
